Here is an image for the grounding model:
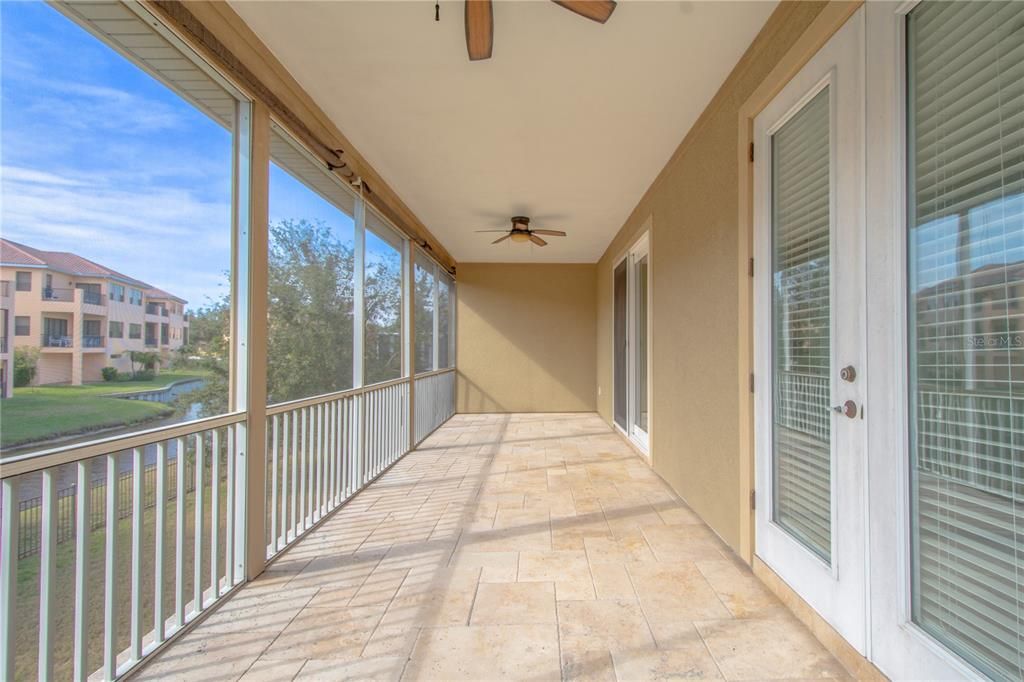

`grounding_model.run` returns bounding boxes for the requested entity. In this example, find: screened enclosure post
[432,261,440,372]
[244,99,269,579]
[0,478,15,681]
[354,191,366,390]
[404,240,415,451]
